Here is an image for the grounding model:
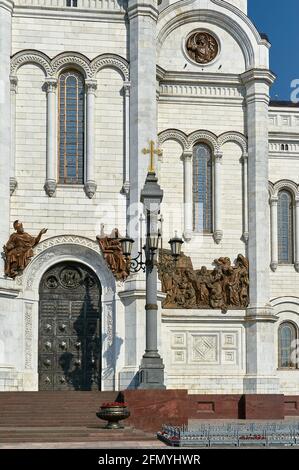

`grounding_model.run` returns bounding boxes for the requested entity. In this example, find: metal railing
[158,423,299,447]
